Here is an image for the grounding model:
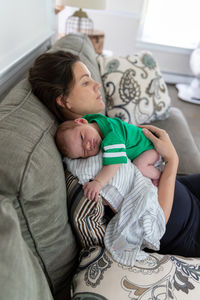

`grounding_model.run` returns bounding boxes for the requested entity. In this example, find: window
[141,0,200,50]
